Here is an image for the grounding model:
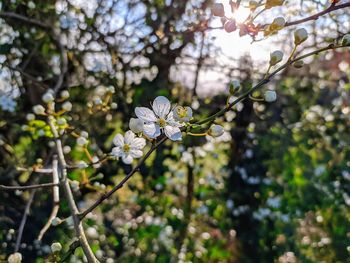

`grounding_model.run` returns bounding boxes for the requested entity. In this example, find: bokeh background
[0,0,350,262]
